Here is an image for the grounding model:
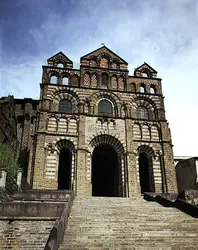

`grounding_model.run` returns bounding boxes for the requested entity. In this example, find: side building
[26,46,177,197]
